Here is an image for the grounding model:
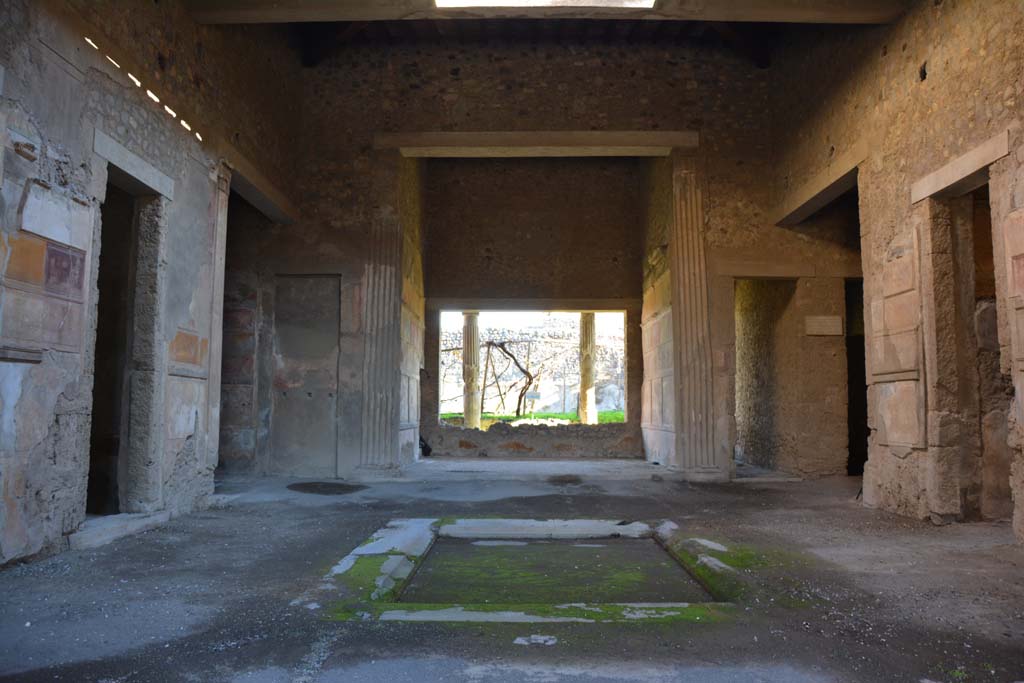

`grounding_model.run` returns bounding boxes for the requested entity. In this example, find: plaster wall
[400,159,425,466]
[772,0,1024,536]
[0,0,297,563]
[641,157,676,464]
